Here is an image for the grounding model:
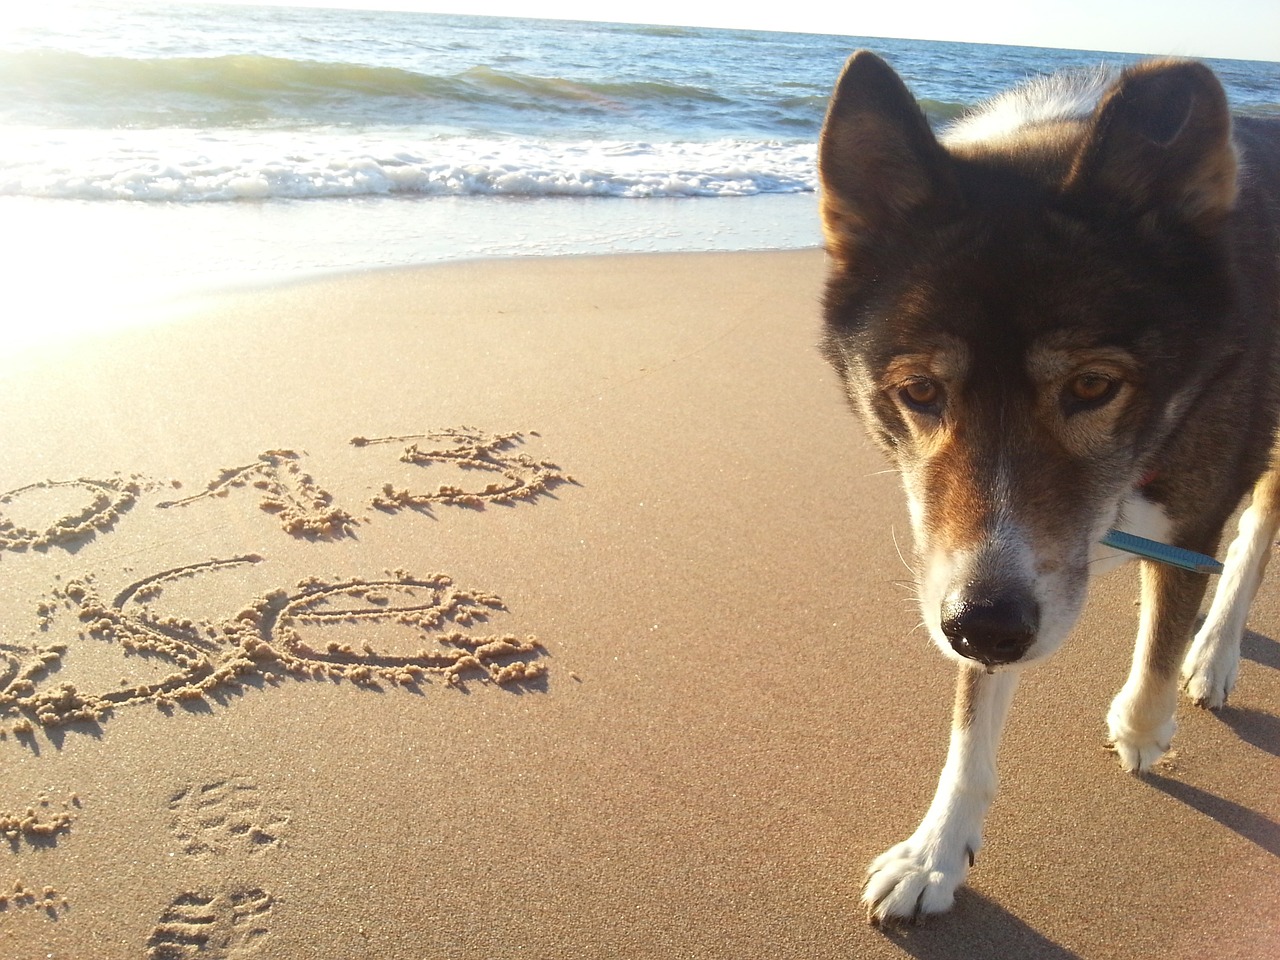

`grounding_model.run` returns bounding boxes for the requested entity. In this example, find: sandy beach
[0,249,1276,959]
